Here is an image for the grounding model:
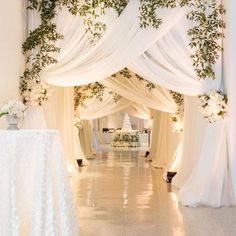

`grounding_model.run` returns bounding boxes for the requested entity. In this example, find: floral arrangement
[21,79,52,106]
[199,90,227,123]
[0,100,26,118]
[111,130,140,147]
[170,114,184,133]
